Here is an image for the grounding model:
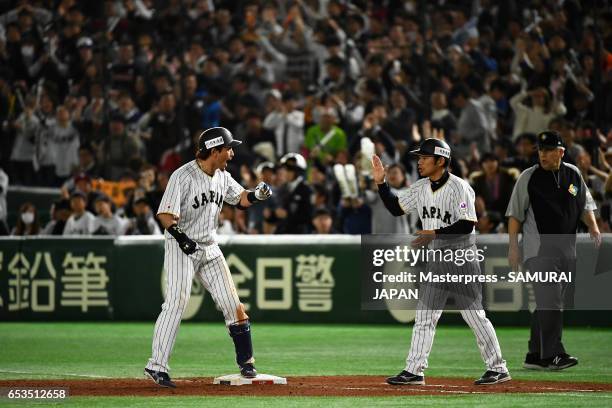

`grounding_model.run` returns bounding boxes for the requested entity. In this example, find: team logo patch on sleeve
[459,201,468,215]
[568,184,578,196]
